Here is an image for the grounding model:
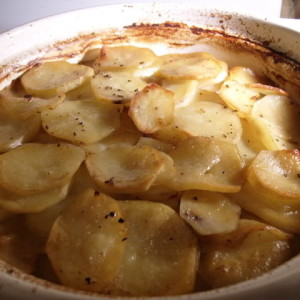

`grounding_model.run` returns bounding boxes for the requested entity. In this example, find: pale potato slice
[0,217,44,274]
[85,145,165,194]
[199,219,297,289]
[228,66,262,84]
[180,190,241,235]
[135,137,173,153]
[156,52,226,81]
[91,71,147,103]
[250,95,300,150]
[230,149,300,233]
[151,123,190,145]
[0,143,85,195]
[0,183,69,214]
[246,83,288,96]
[173,101,242,143]
[93,45,157,71]
[129,83,175,133]
[0,106,41,153]
[65,80,95,101]
[219,80,261,117]
[0,88,65,119]
[161,79,198,107]
[168,137,245,193]
[194,89,226,105]
[21,61,94,98]
[115,200,199,296]
[46,190,127,293]
[41,99,122,144]
[236,118,266,164]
